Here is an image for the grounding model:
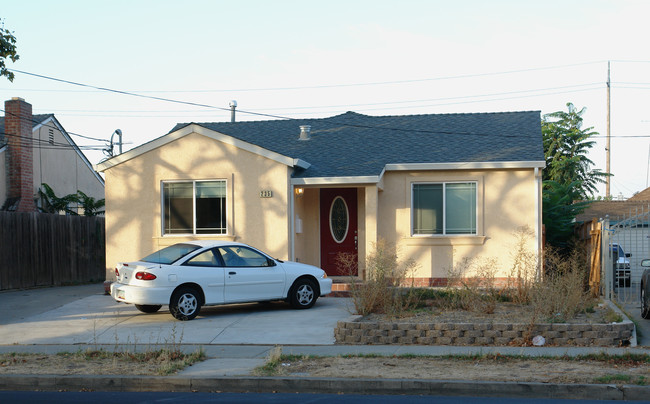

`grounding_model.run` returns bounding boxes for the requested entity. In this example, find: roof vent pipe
[299,125,311,140]
[229,100,237,122]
